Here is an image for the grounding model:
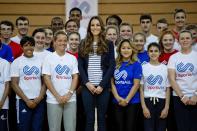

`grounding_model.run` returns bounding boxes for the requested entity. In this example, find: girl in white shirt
[32,28,51,61]
[11,36,45,131]
[168,30,197,131]
[140,42,170,131]
[43,30,78,131]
